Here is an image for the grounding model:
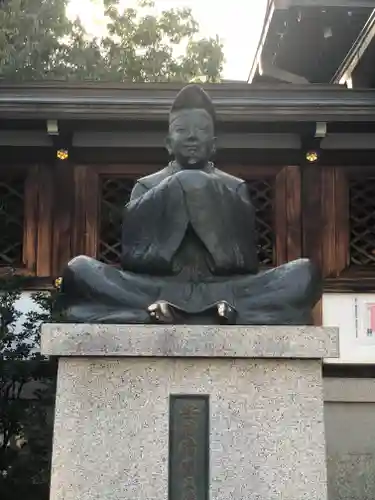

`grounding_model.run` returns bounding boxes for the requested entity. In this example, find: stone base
[42,325,338,500]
